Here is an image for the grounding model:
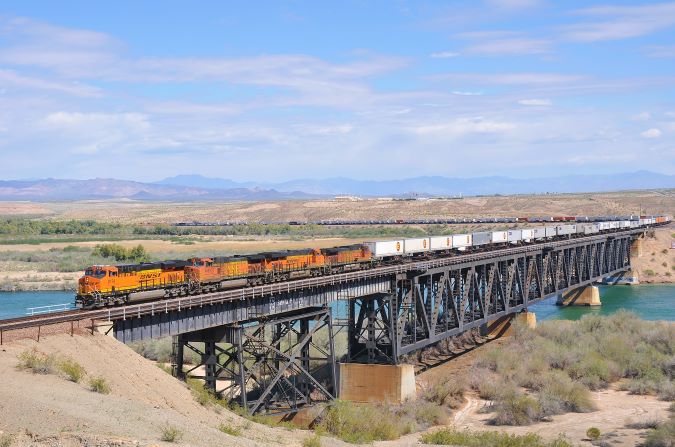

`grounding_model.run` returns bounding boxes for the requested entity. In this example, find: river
[0,285,673,321]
